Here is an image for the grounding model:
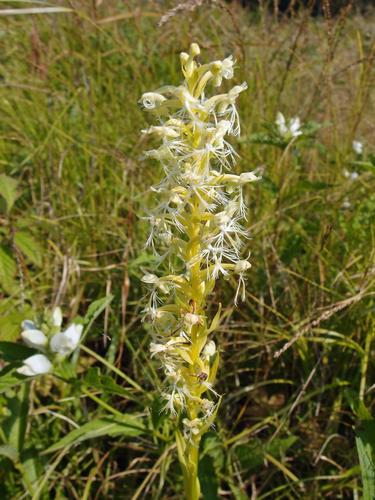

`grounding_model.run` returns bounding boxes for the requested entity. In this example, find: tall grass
[0,1,374,498]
